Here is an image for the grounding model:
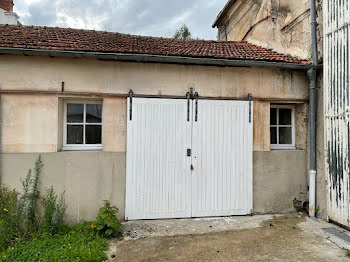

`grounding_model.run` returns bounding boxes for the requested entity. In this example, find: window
[63,100,102,151]
[270,105,295,149]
